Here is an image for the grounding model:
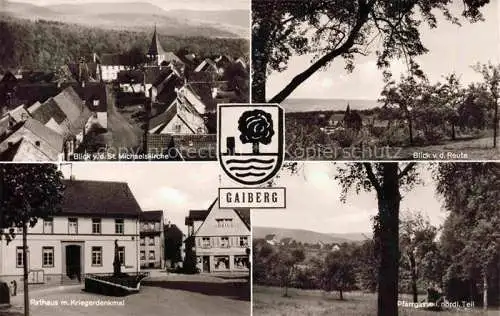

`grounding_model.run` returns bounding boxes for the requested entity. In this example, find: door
[202,256,210,272]
[65,245,81,280]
